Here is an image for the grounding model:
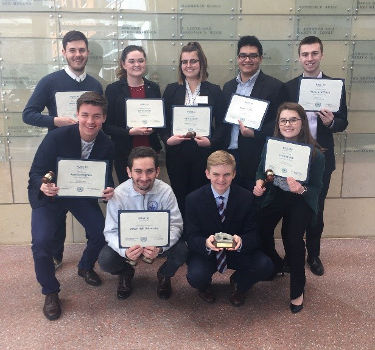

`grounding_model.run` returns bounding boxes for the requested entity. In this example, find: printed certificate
[224,94,269,130]
[55,91,88,120]
[172,106,211,136]
[126,98,165,128]
[119,210,170,248]
[265,138,312,182]
[298,78,343,112]
[56,159,107,198]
